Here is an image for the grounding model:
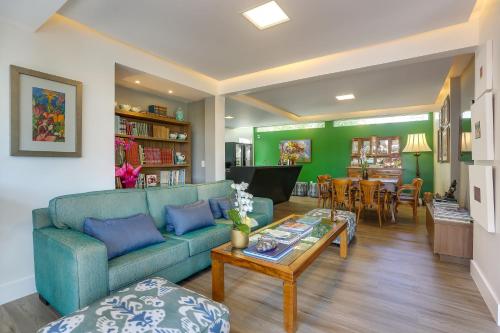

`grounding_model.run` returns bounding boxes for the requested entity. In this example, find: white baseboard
[471,260,500,326]
[0,275,35,305]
